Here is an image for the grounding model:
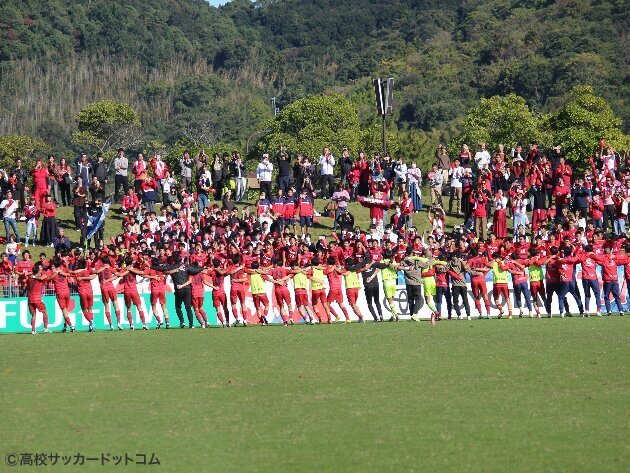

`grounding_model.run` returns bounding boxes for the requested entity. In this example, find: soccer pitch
[1,319,628,472]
